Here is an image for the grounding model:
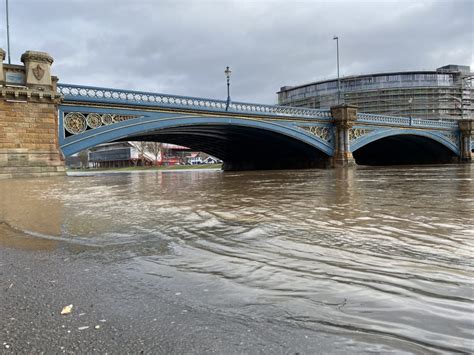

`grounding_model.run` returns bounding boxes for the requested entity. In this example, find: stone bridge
[0,49,473,178]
